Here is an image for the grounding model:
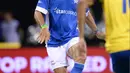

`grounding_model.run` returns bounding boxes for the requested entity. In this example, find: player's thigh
[110,50,130,73]
[46,46,68,71]
[68,43,79,60]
